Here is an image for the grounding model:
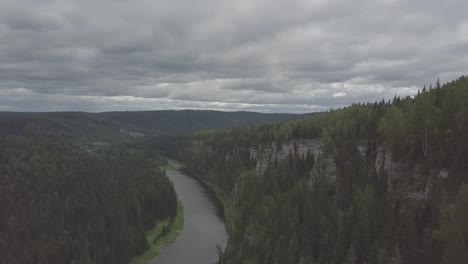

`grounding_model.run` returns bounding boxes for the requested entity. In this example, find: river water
[148,160,228,264]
